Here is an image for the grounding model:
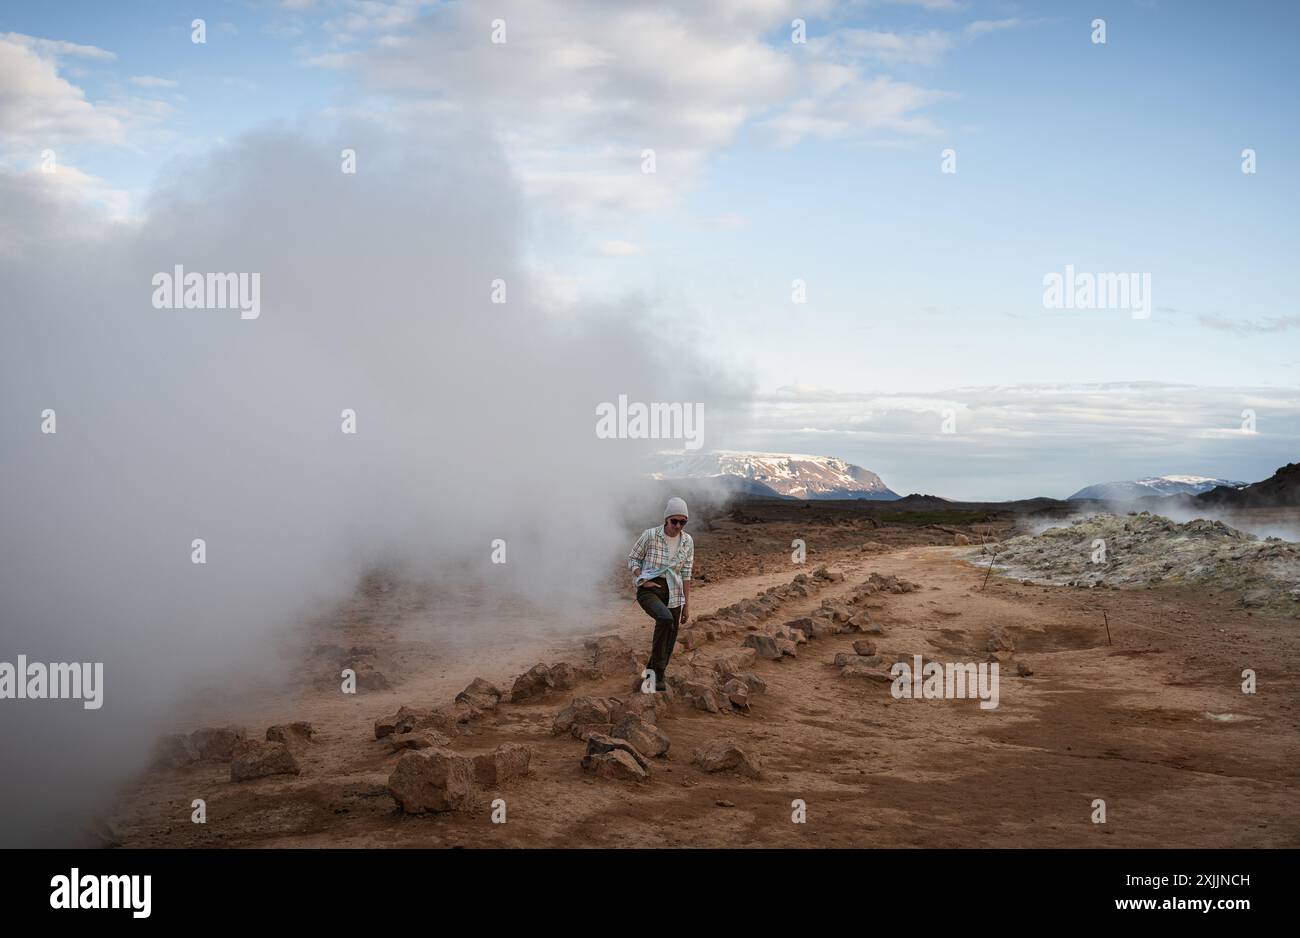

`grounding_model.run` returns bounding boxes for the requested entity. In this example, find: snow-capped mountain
[651,451,900,500]
[1067,475,1247,501]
